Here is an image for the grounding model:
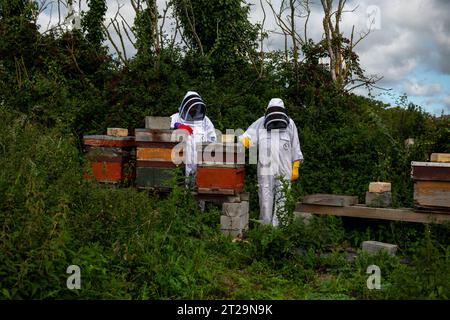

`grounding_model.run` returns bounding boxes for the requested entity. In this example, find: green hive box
[136,167,176,188]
